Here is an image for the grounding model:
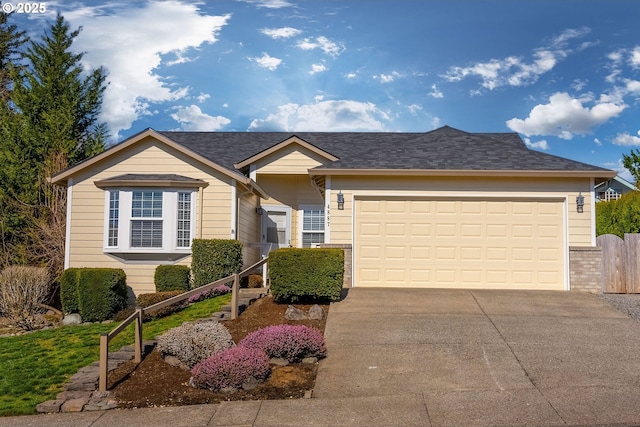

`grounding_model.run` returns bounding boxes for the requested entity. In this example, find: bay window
[104,188,196,254]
